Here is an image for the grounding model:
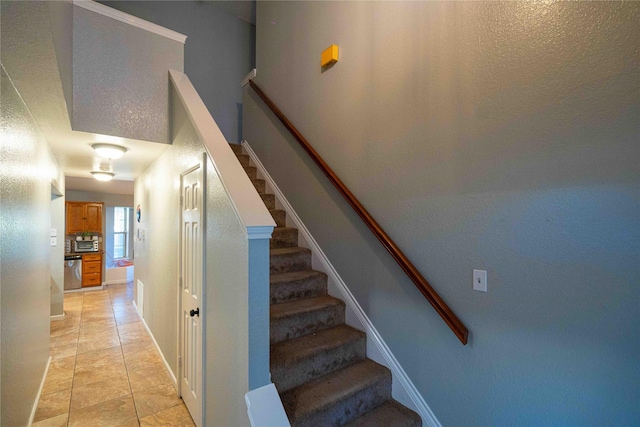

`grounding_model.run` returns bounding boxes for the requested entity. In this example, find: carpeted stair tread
[344,400,422,427]
[270,247,311,274]
[270,209,287,227]
[280,359,391,426]
[270,270,327,304]
[271,295,345,343]
[271,324,365,364]
[229,143,243,154]
[271,227,298,248]
[271,325,366,393]
[230,143,424,426]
